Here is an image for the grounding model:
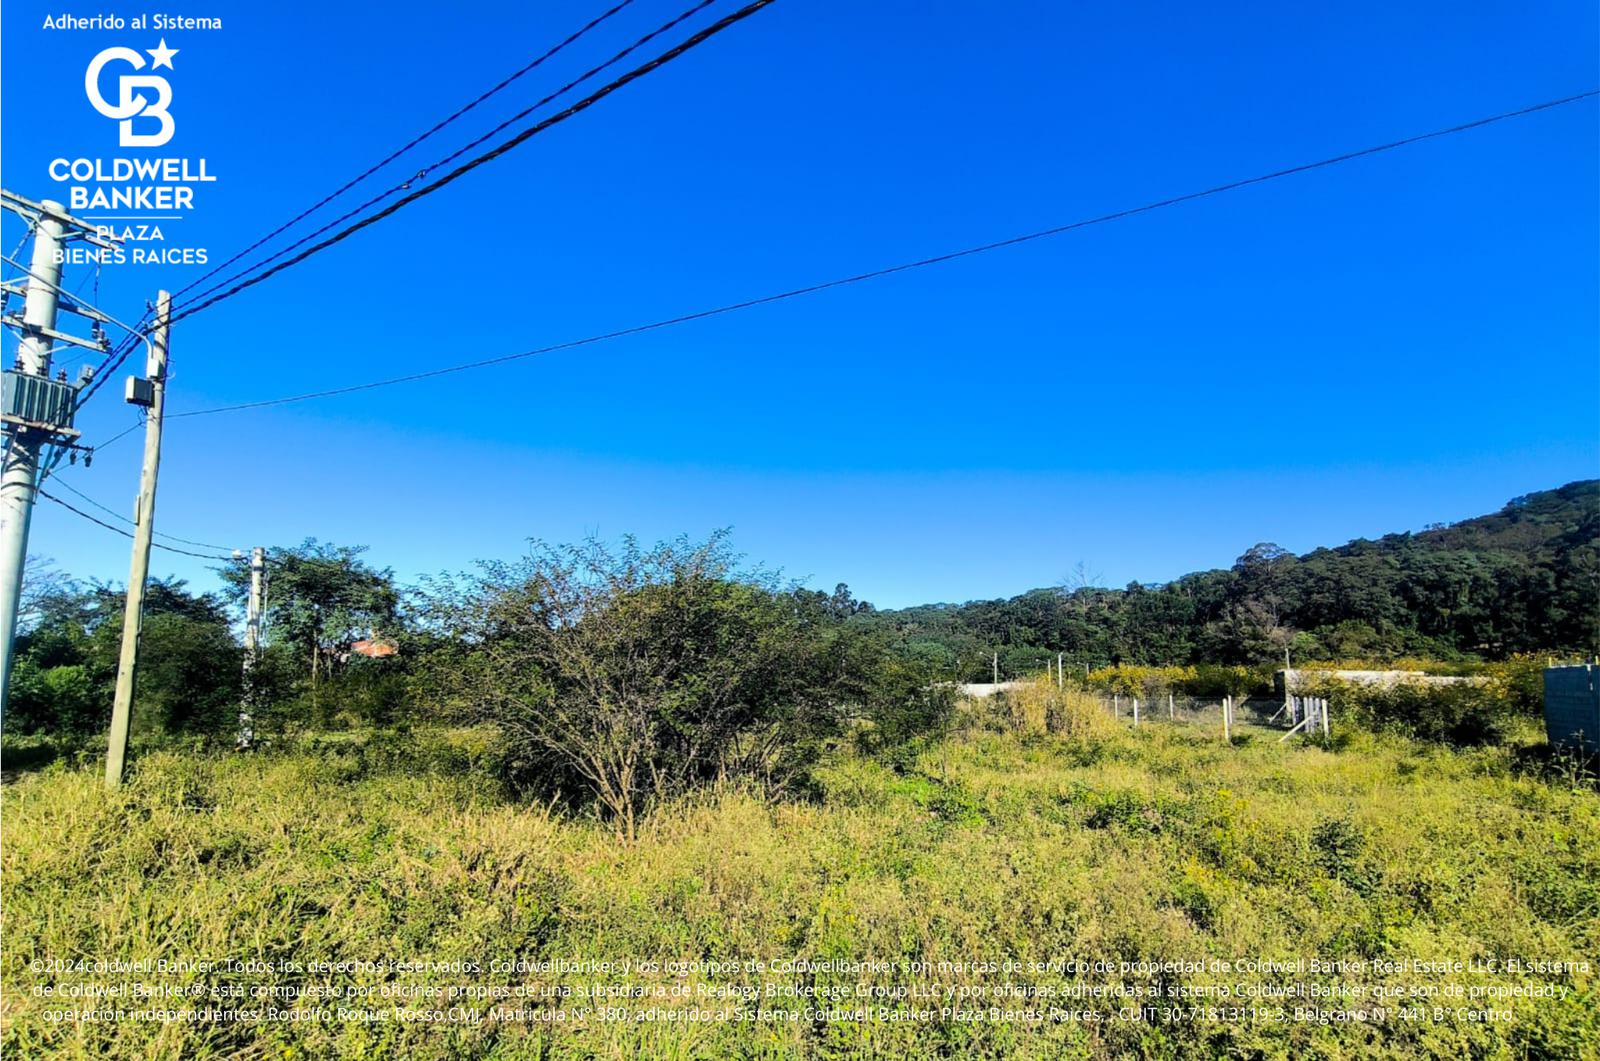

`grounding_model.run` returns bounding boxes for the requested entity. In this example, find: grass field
[3,704,1597,1059]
